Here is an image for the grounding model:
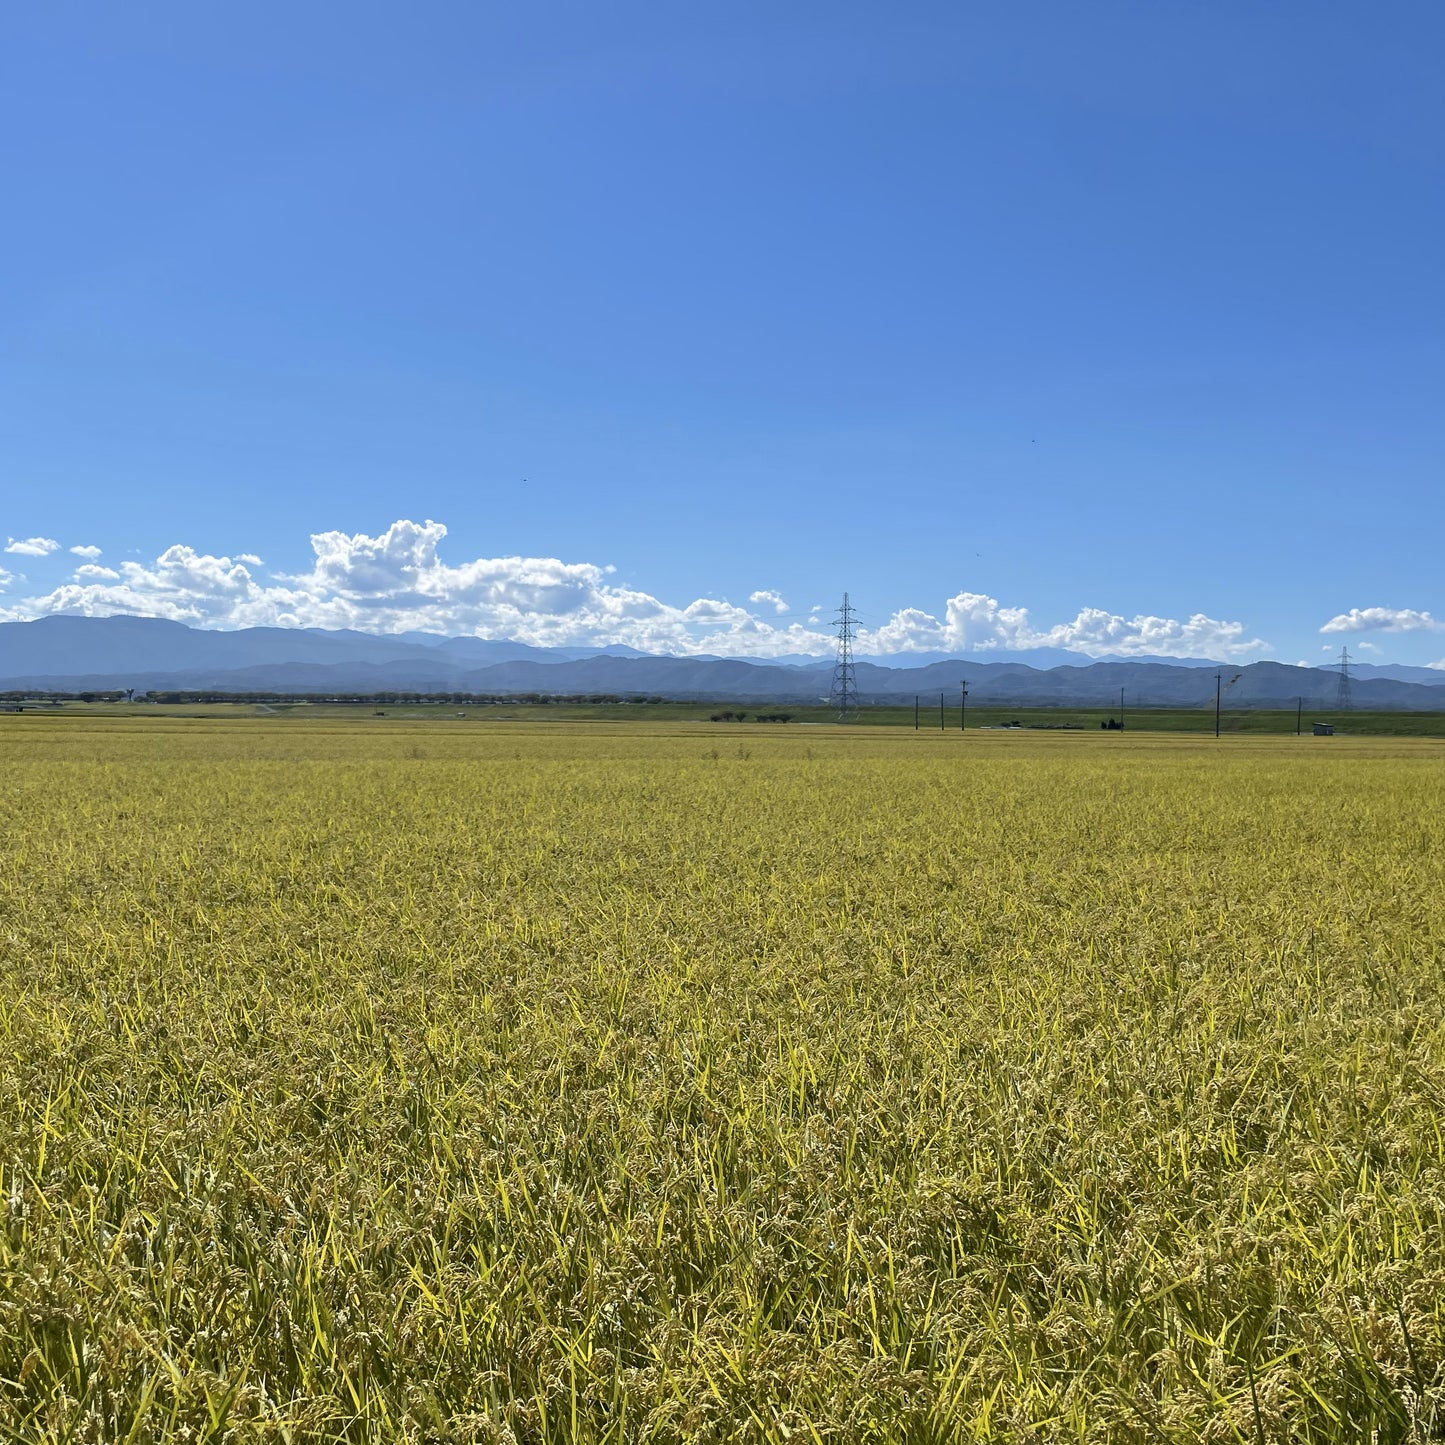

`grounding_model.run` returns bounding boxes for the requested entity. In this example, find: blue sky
[2,1,1441,663]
